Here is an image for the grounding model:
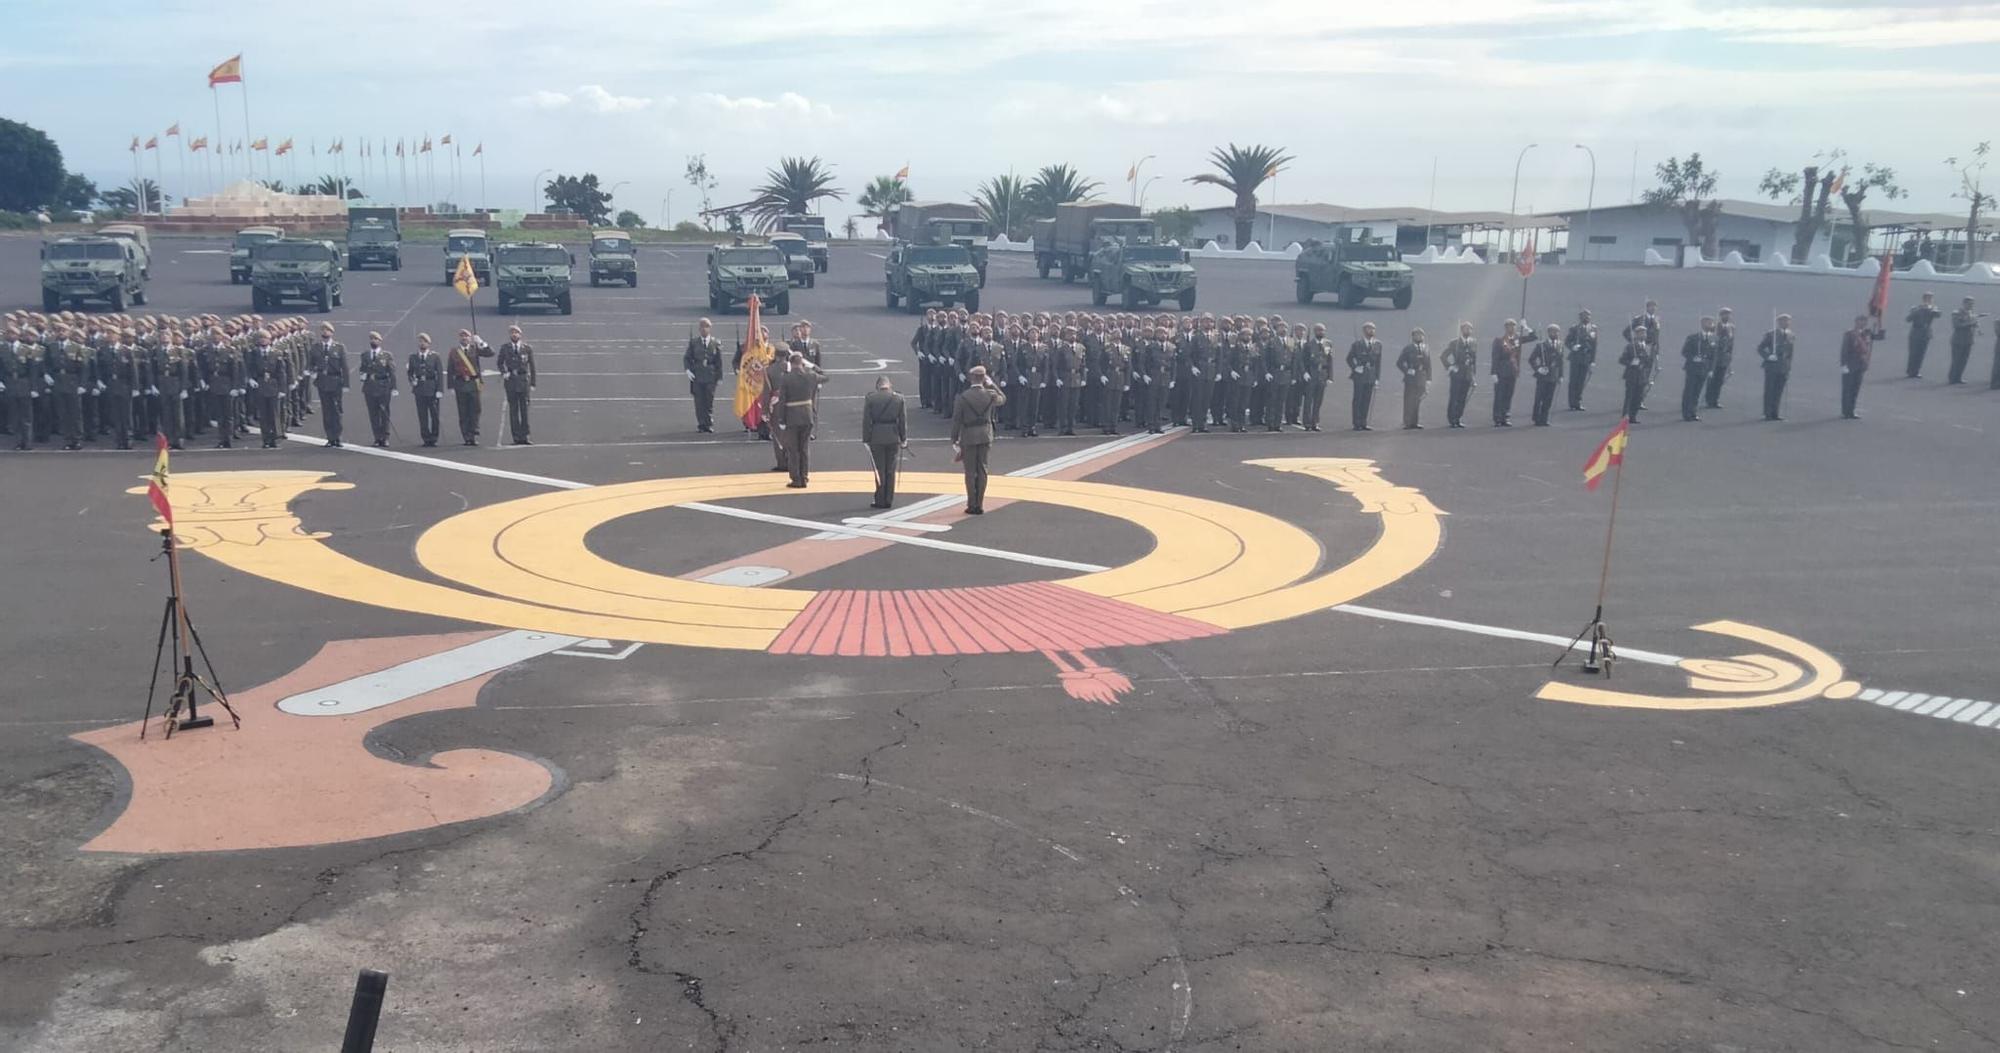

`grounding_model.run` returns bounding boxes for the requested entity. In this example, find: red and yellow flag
[144,136,158,151]
[894,163,909,181]
[208,54,243,87]
[453,254,479,299]
[1516,230,1537,278]
[734,294,773,429]
[250,137,268,151]
[147,434,174,525]
[165,123,180,138]
[275,138,293,156]
[189,136,207,151]
[1582,419,1629,491]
